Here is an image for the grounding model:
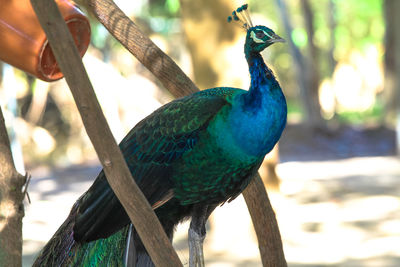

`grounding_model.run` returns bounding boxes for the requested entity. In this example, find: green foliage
[286,99,304,121]
[291,28,308,48]
[334,0,384,56]
[90,24,109,50]
[337,100,384,125]
[149,0,180,17]
[165,0,180,14]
